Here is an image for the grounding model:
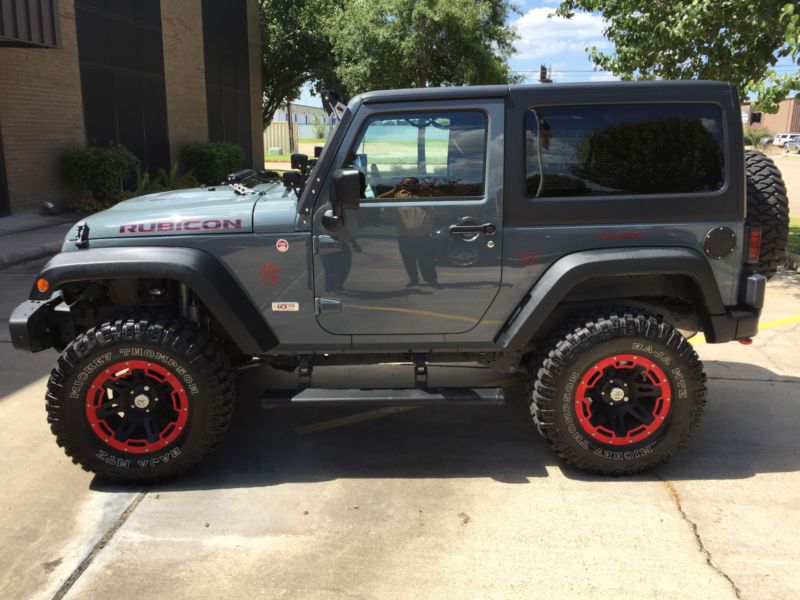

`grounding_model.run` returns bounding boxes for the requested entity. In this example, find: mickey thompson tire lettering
[45,313,235,484]
[528,306,707,475]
